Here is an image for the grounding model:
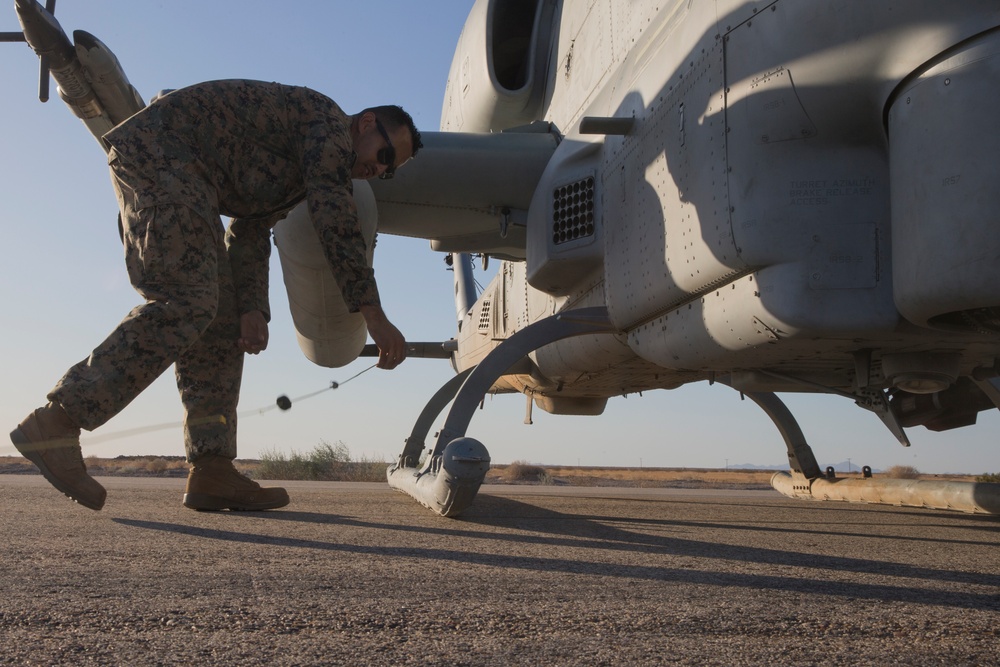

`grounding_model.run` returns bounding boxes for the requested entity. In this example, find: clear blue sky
[1,1,997,474]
